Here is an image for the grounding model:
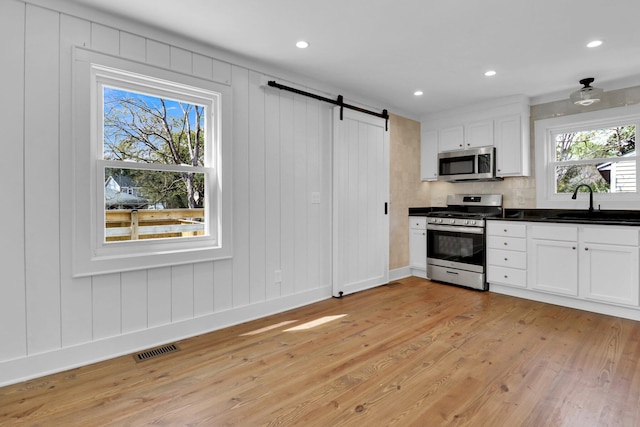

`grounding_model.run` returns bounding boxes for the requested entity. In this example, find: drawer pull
[503,242,508,246]
[504,257,508,261]
[504,275,508,278]
[503,229,507,232]
[585,247,589,251]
